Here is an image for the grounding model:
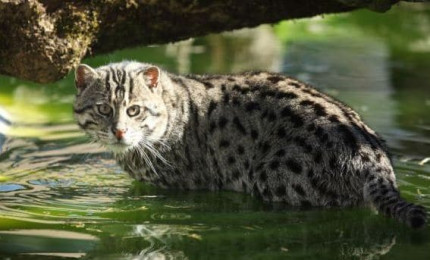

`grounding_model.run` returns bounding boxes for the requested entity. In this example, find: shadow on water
[1,3,430,259]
